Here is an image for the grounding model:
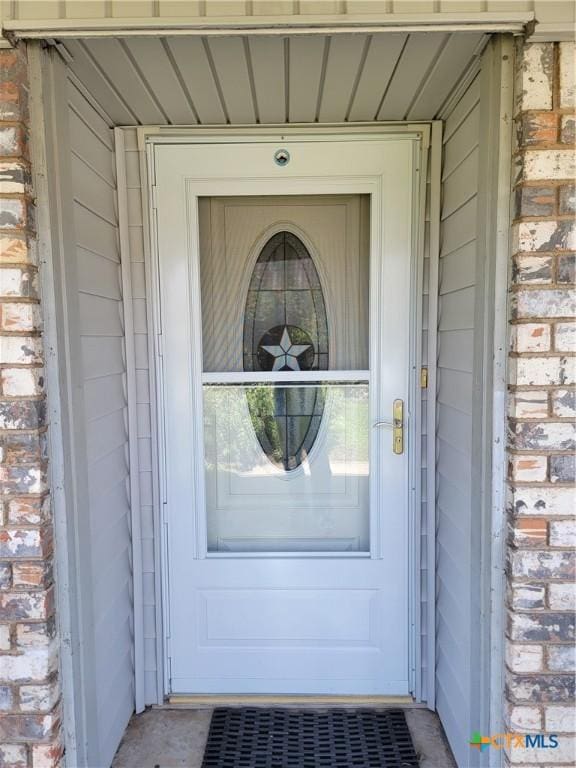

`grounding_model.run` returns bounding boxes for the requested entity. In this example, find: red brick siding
[506,40,575,764]
[0,46,63,768]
